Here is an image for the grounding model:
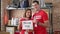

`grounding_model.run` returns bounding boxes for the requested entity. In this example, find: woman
[18,9,33,34]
